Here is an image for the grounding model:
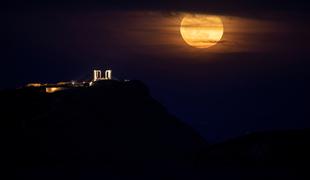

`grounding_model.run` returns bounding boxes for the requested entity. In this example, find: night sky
[1,0,309,142]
